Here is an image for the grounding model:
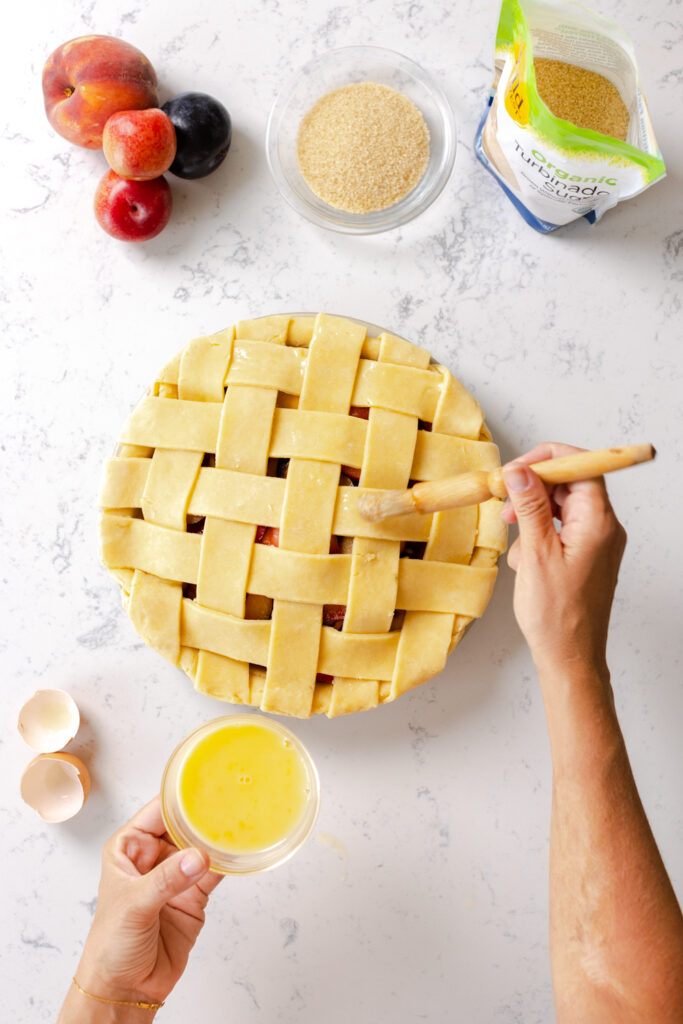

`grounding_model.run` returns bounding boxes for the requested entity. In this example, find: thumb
[503,463,557,553]
[136,847,209,917]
